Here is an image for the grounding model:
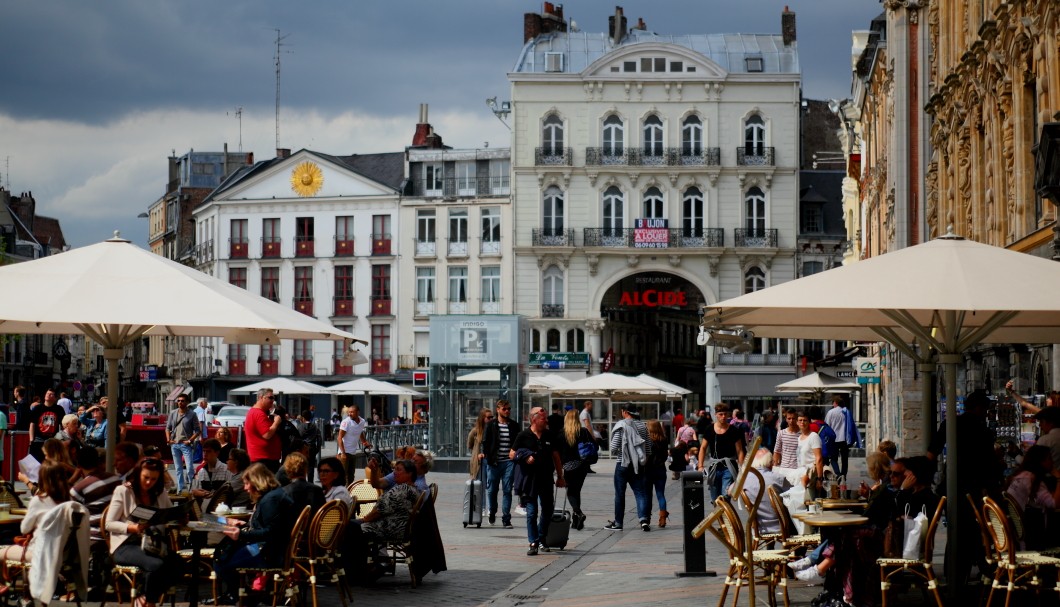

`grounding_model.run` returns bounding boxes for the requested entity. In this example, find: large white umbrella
[327,378,424,397]
[635,373,692,396]
[551,372,668,398]
[774,372,861,393]
[229,378,330,395]
[524,373,574,391]
[702,232,1060,594]
[0,234,365,468]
